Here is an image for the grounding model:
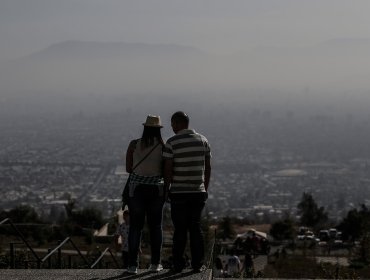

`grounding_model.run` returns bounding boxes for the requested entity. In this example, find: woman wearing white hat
[125,115,165,274]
